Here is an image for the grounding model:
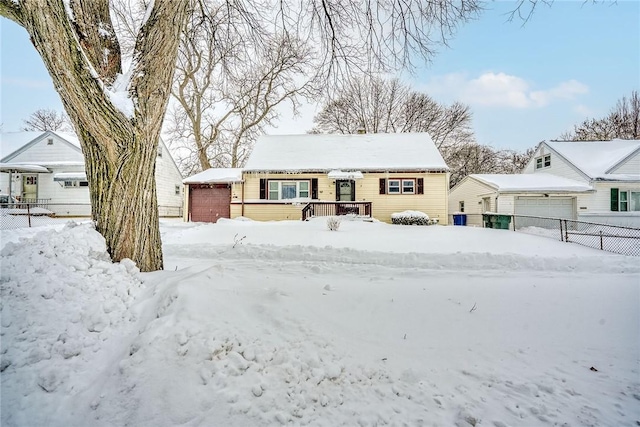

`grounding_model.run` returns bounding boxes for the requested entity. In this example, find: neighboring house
[183,133,450,224]
[449,139,640,227]
[0,131,184,217]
